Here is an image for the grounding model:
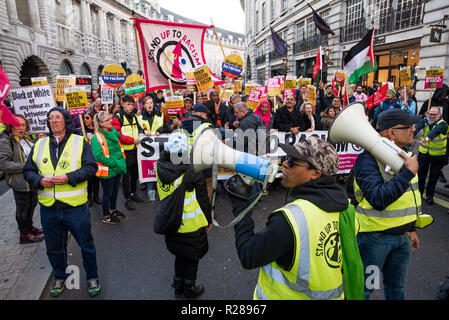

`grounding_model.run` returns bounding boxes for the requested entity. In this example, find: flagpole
[131,11,142,72]
[210,18,226,59]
